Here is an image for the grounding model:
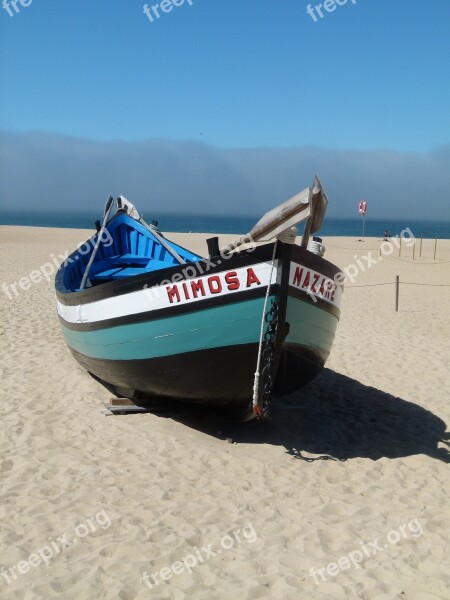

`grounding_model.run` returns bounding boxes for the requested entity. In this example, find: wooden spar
[219,187,311,255]
[140,217,185,264]
[302,176,328,247]
[80,195,114,290]
[301,189,319,248]
[219,176,328,256]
